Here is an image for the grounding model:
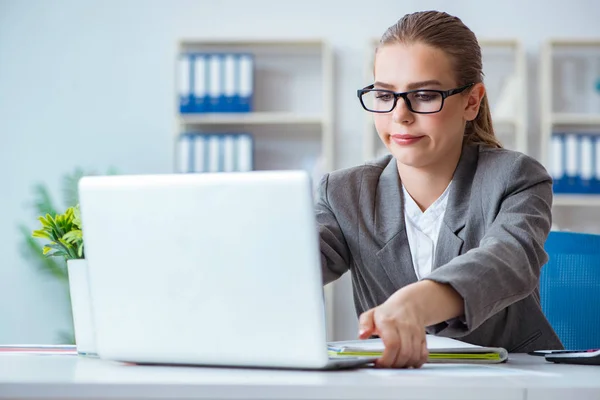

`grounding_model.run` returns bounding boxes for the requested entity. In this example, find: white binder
[223,134,236,172]
[580,134,594,190]
[223,54,236,112]
[208,54,222,112]
[193,54,208,113]
[237,134,253,172]
[565,133,578,188]
[193,134,206,173]
[177,134,193,173]
[178,54,192,113]
[238,54,253,112]
[207,135,221,172]
[550,134,564,182]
